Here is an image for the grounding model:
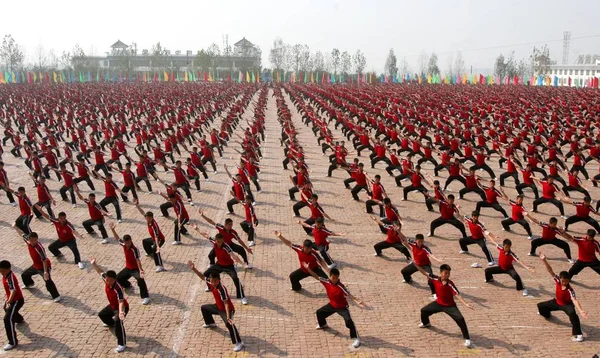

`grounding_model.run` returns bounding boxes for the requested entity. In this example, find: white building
[543,60,600,86]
